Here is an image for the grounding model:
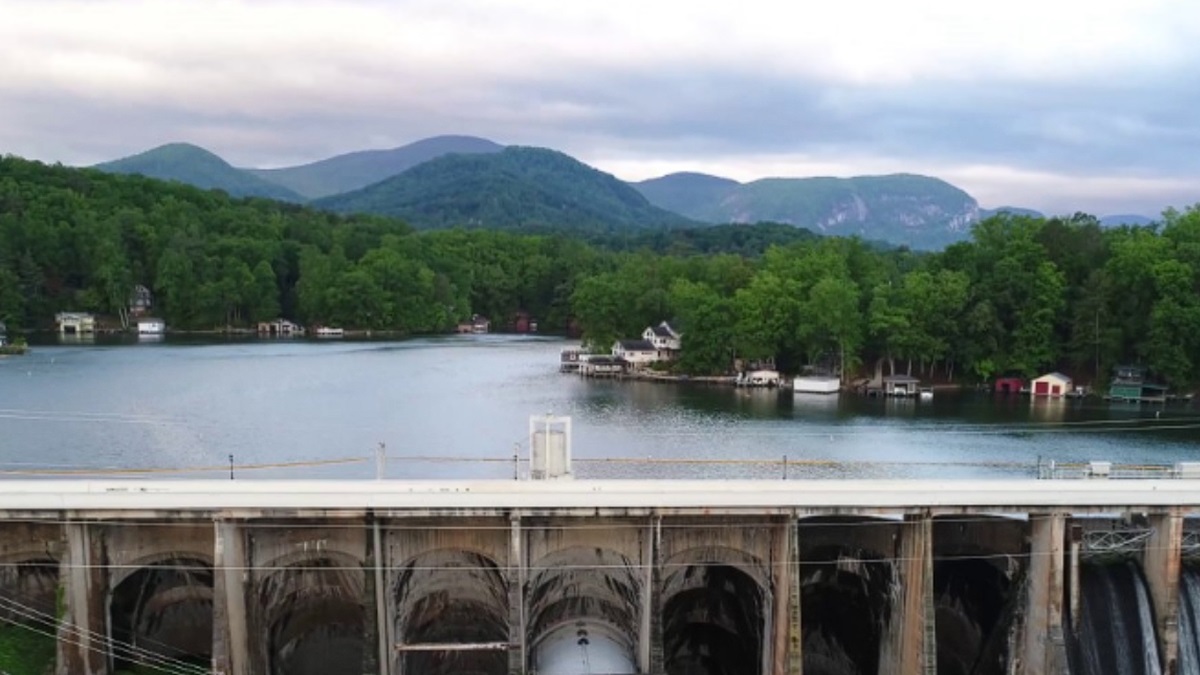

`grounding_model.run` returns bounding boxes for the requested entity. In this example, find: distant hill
[981,206,1044,219]
[632,172,741,216]
[632,172,978,249]
[94,143,303,202]
[313,146,694,233]
[1101,214,1155,227]
[247,135,504,199]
